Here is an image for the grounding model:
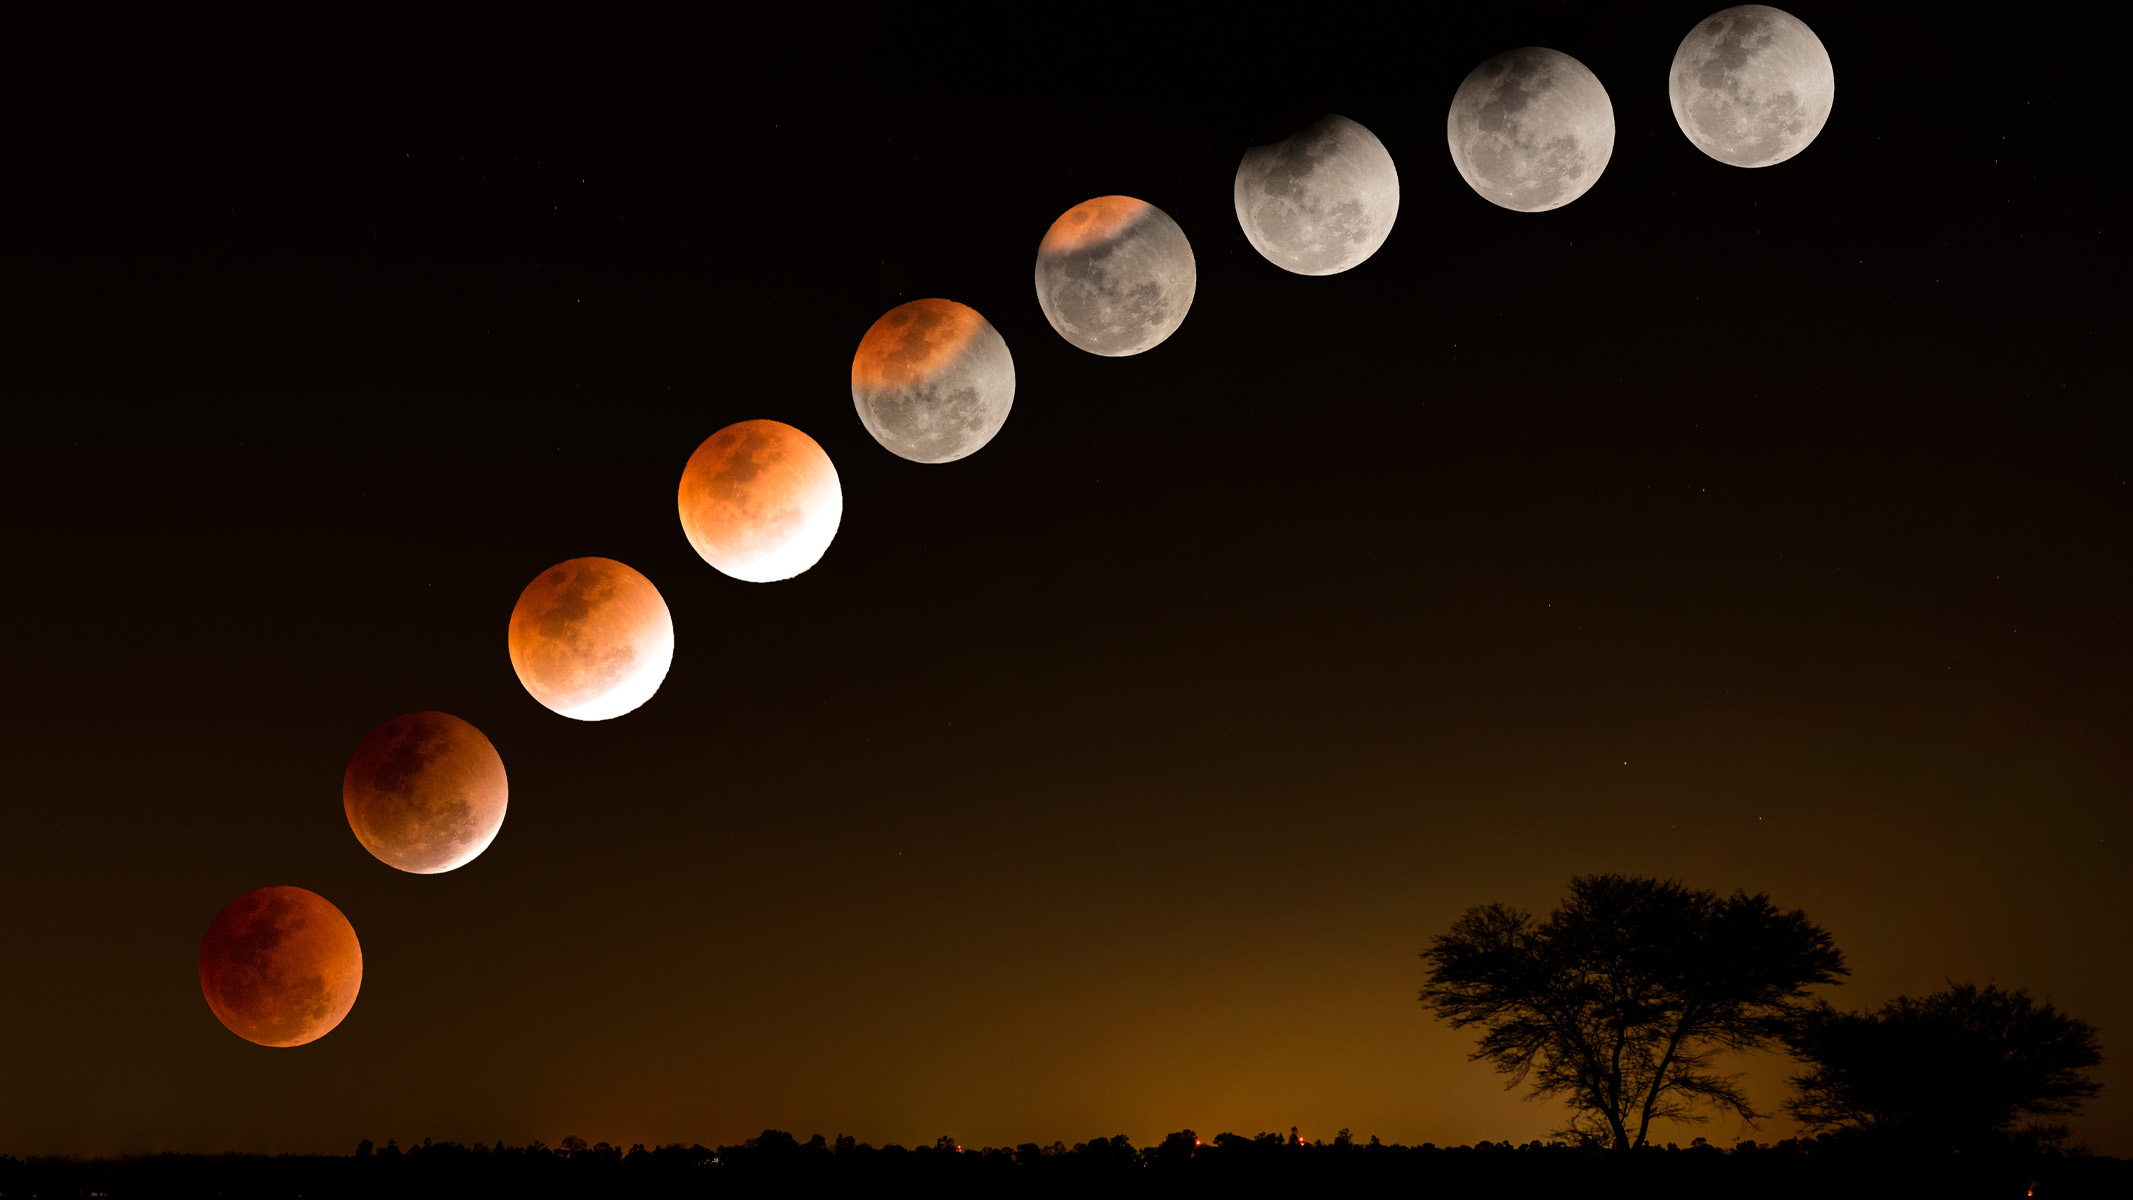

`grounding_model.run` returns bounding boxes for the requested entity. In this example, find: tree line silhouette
[3,873,2111,1197]
[7,1128,2127,1198]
